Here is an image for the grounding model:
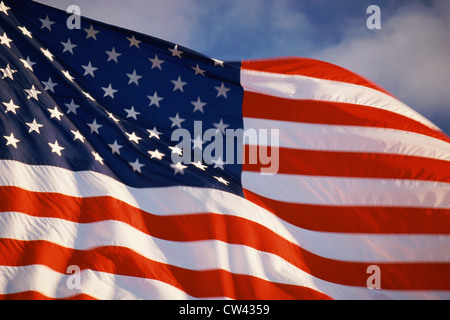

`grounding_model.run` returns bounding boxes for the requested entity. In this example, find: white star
[62,70,74,82]
[211,58,224,68]
[169,145,183,156]
[191,161,207,171]
[192,135,205,150]
[169,113,185,129]
[4,133,20,148]
[24,85,42,101]
[40,47,54,61]
[102,83,118,99]
[39,15,55,31]
[47,106,64,121]
[108,140,123,155]
[215,82,230,98]
[20,56,36,71]
[65,99,80,115]
[48,140,65,156]
[170,162,187,175]
[2,99,20,114]
[127,35,141,48]
[82,61,98,77]
[147,91,163,107]
[213,118,229,134]
[61,38,77,54]
[148,149,165,160]
[26,119,43,134]
[92,151,104,165]
[169,44,183,58]
[82,91,96,102]
[88,119,102,134]
[0,1,10,15]
[171,76,187,92]
[0,32,12,48]
[191,97,207,113]
[105,47,121,63]
[124,106,140,120]
[212,58,225,67]
[191,64,206,76]
[126,131,142,144]
[129,158,145,173]
[149,55,165,70]
[1,63,16,80]
[147,127,162,139]
[41,77,58,92]
[71,130,85,142]
[126,69,142,86]
[18,26,32,38]
[107,111,120,123]
[17,26,33,39]
[214,176,229,186]
[212,156,226,170]
[84,25,99,40]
